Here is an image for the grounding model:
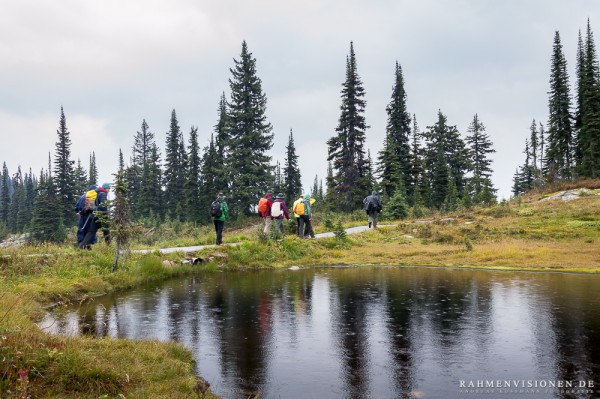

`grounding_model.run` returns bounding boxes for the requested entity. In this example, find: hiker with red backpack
[270,193,290,237]
[210,192,229,245]
[257,190,275,234]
